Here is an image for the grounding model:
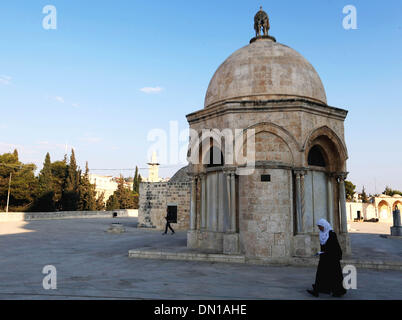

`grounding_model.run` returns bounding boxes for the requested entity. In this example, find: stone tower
[147,151,160,183]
